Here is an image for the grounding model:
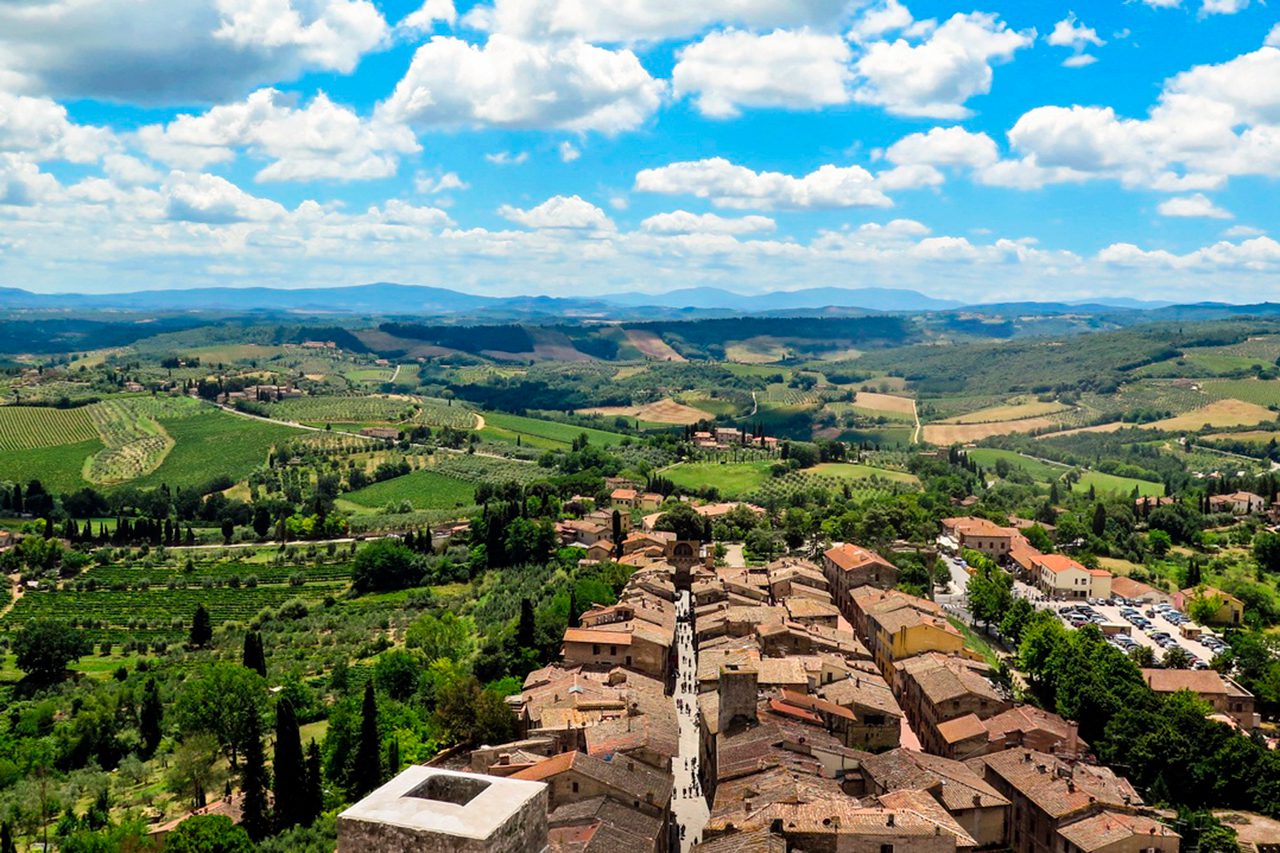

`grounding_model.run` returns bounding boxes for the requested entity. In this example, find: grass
[852,391,916,416]
[0,404,98,450]
[130,410,299,490]
[341,469,477,512]
[0,438,104,492]
[1072,470,1165,497]
[1200,378,1280,408]
[948,616,1001,667]
[479,411,626,449]
[661,460,916,499]
[965,448,1070,482]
